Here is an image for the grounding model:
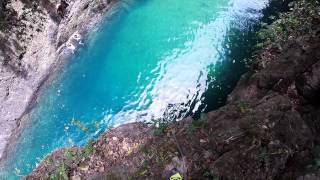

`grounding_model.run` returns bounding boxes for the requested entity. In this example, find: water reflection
[2,0,268,178]
[105,0,268,126]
